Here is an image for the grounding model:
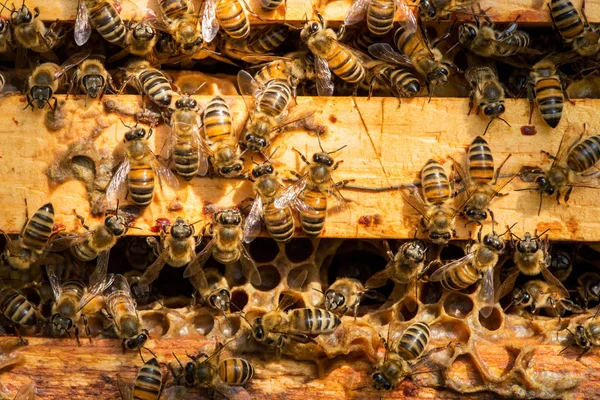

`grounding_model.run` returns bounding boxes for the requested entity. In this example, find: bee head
[458,23,478,44]
[183,361,197,387]
[30,86,52,109]
[218,162,243,178]
[405,240,426,262]
[313,152,334,167]
[105,215,127,236]
[124,127,149,141]
[575,325,588,346]
[300,19,323,42]
[252,162,274,178]
[517,234,539,253]
[171,217,194,239]
[216,209,242,226]
[252,317,265,340]
[83,75,106,98]
[324,289,344,311]
[124,329,149,350]
[465,208,487,221]
[417,0,437,20]
[133,22,155,40]
[511,287,530,307]
[483,233,505,251]
[535,175,555,195]
[483,102,505,117]
[175,97,197,110]
[209,289,231,311]
[51,313,73,333]
[429,231,451,244]
[11,4,32,25]
[244,134,268,152]
[372,372,393,391]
